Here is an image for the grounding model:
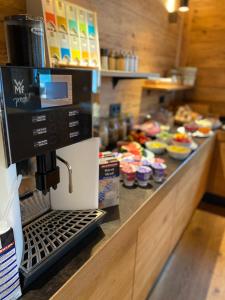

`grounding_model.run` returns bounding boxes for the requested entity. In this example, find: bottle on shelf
[108,50,116,70]
[100,48,109,70]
